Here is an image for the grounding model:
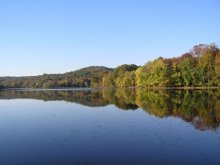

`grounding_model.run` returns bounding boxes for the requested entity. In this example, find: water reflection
[0,88,220,131]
